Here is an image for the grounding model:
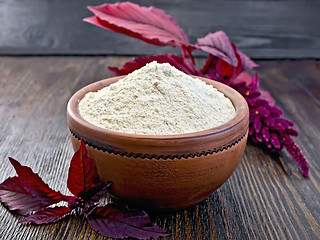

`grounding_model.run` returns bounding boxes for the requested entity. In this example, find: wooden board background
[0,0,320,58]
[0,57,319,239]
